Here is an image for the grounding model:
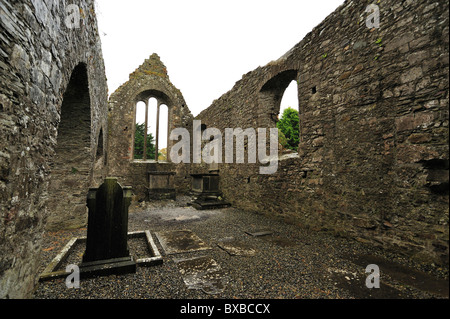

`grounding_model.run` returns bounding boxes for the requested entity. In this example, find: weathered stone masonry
[107,53,194,201]
[0,0,448,300]
[0,0,108,298]
[196,0,449,265]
